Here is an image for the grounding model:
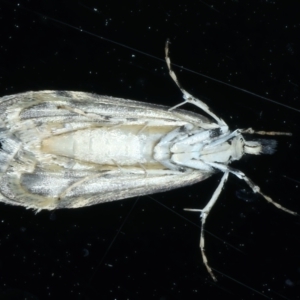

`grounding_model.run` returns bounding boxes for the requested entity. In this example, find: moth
[0,41,296,281]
